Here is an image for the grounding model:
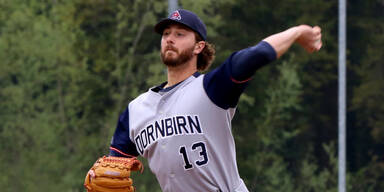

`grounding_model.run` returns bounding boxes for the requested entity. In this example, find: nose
[163,34,174,44]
